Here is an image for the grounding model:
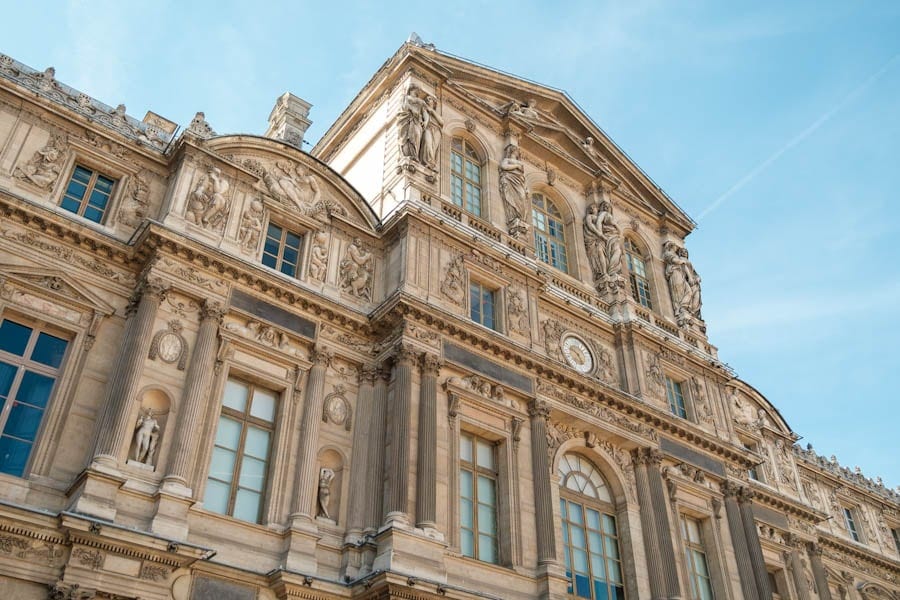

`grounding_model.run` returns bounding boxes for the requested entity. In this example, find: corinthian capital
[419,353,443,376]
[527,399,550,419]
[394,342,420,365]
[311,344,334,367]
[200,299,226,322]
